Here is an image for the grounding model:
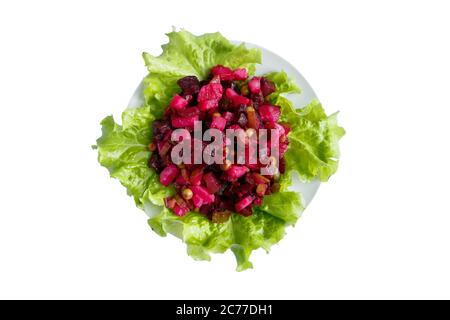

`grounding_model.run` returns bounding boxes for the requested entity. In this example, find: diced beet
[211,65,235,81]
[265,121,286,136]
[177,106,200,118]
[225,88,251,107]
[245,173,255,185]
[151,65,286,220]
[233,68,248,81]
[198,99,218,112]
[235,195,254,212]
[198,83,223,102]
[236,183,253,198]
[190,186,215,205]
[173,204,189,216]
[171,115,199,128]
[175,174,189,186]
[203,172,221,194]
[226,165,249,181]
[222,111,234,124]
[160,164,179,186]
[190,167,204,186]
[177,76,200,95]
[225,87,238,98]
[260,77,276,96]
[233,95,251,107]
[210,75,221,84]
[248,77,261,94]
[192,194,203,208]
[259,104,281,122]
[169,94,188,111]
[210,116,226,131]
